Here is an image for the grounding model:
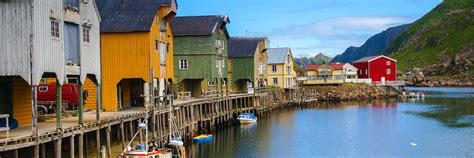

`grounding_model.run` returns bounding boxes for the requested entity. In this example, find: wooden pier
[0,92,284,158]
